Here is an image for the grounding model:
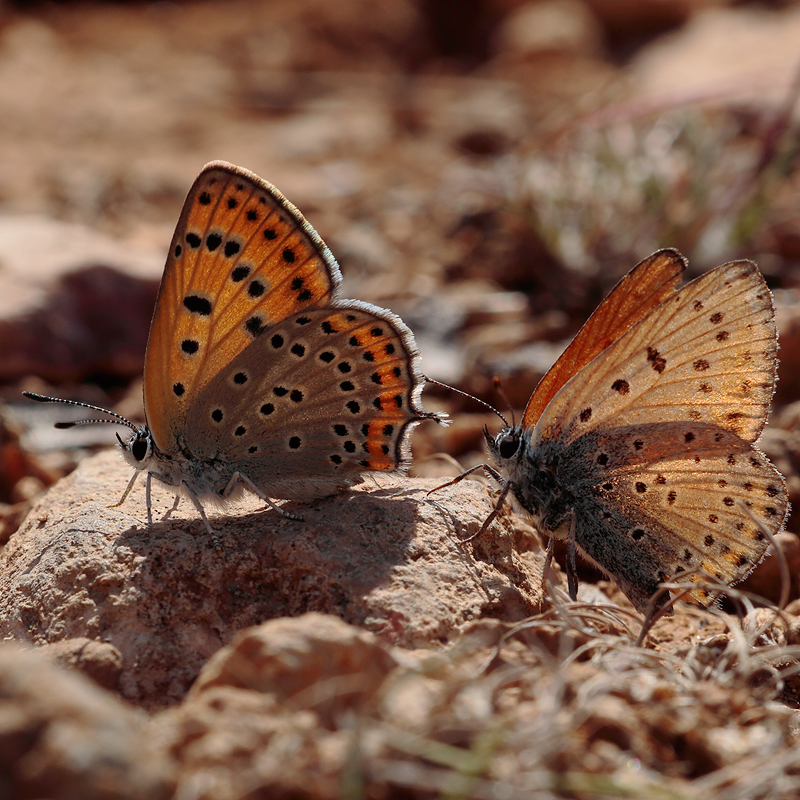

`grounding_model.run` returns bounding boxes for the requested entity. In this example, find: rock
[0,214,161,383]
[585,0,714,45]
[739,532,800,606]
[159,615,401,800]
[0,500,32,548]
[0,449,543,708]
[160,613,536,800]
[0,413,56,503]
[756,425,800,536]
[492,0,605,61]
[0,263,159,384]
[775,302,800,407]
[39,637,124,692]
[630,6,800,110]
[0,215,159,318]
[0,642,173,800]
[189,614,397,723]
[741,608,789,647]
[0,412,62,546]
